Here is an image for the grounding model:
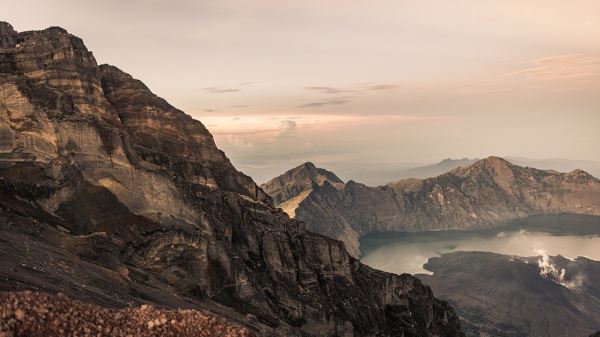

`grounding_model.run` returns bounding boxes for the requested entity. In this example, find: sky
[5,0,600,184]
